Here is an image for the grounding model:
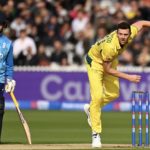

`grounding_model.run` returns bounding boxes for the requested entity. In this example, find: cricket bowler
[0,11,16,142]
[84,20,150,148]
